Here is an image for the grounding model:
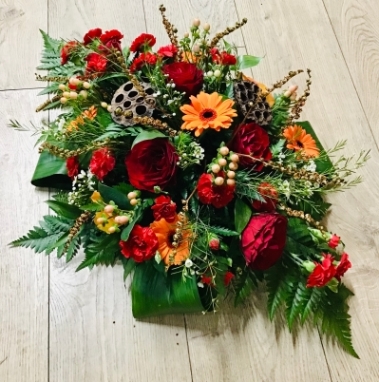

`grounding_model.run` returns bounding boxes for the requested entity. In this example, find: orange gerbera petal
[283,125,320,158]
[180,92,237,137]
[82,105,97,120]
[150,216,192,266]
